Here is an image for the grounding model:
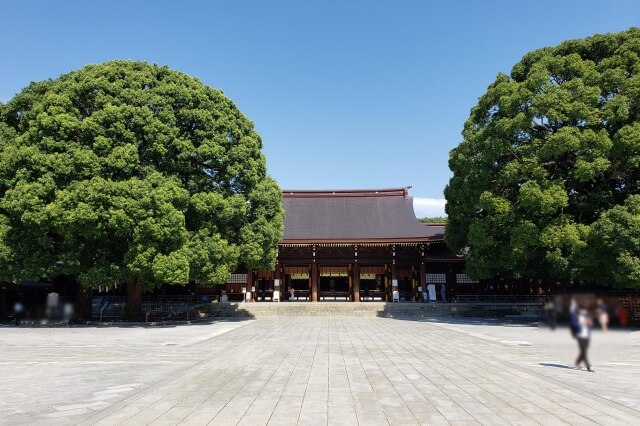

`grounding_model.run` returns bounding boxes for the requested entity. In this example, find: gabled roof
[280,188,444,244]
